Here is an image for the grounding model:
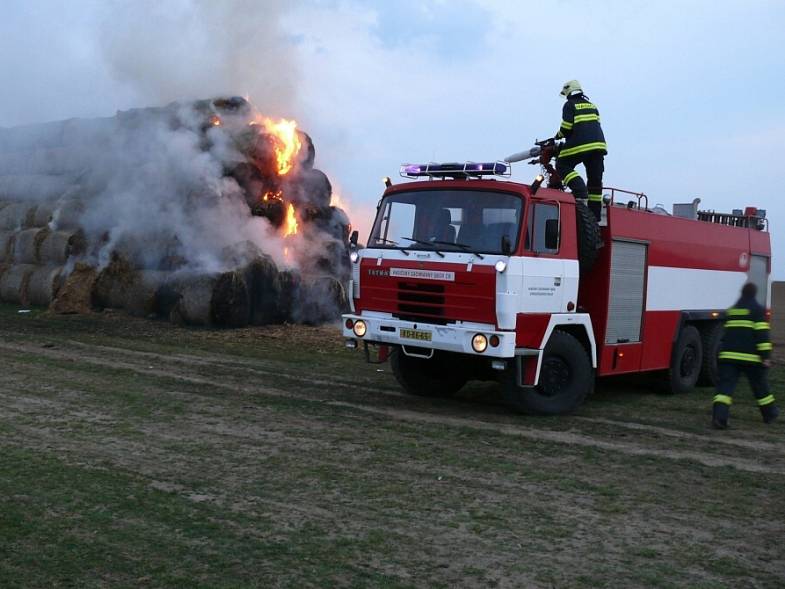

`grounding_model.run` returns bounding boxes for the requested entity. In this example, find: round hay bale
[125,270,167,317]
[52,198,86,230]
[13,227,49,264]
[27,265,64,307]
[243,256,282,325]
[211,270,251,327]
[0,263,36,304]
[38,229,85,264]
[296,131,315,170]
[93,254,136,309]
[50,262,97,314]
[168,274,215,326]
[0,230,15,263]
[164,270,251,327]
[292,275,348,325]
[32,202,56,227]
[289,168,331,208]
[0,175,73,201]
[0,202,27,230]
